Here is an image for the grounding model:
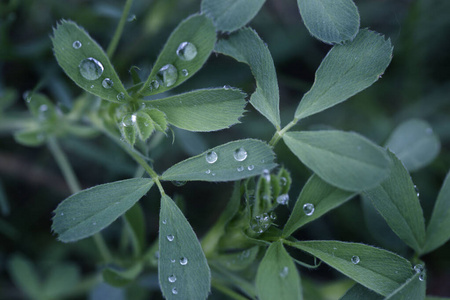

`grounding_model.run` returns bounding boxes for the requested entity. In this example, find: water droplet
[72,40,82,49]
[263,169,270,182]
[167,235,174,242]
[212,173,216,176]
[414,264,424,274]
[172,287,178,295]
[127,14,136,22]
[223,85,231,90]
[250,213,272,233]
[79,57,104,80]
[157,64,178,87]
[303,203,315,216]
[276,194,289,205]
[172,181,186,187]
[205,169,211,174]
[205,151,218,164]
[181,69,189,76]
[269,211,277,220]
[233,148,248,161]
[102,78,114,89]
[90,85,94,89]
[155,251,160,259]
[280,177,287,186]
[117,92,125,101]
[38,104,48,121]
[351,256,360,264]
[93,222,97,226]
[248,165,254,171]
[419,273,426,281]
[23,91,31,102]
[180,257,188,265]
[414,185,420,197]
[131,114,137,123]
[170,259,176,263]
[168,275,177,283]
[150,80,160,90]
[237,166,244,172]
[279,266,289,278]
[176,41,197,61]
[162,219,167,225]
[60,212,64,216]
